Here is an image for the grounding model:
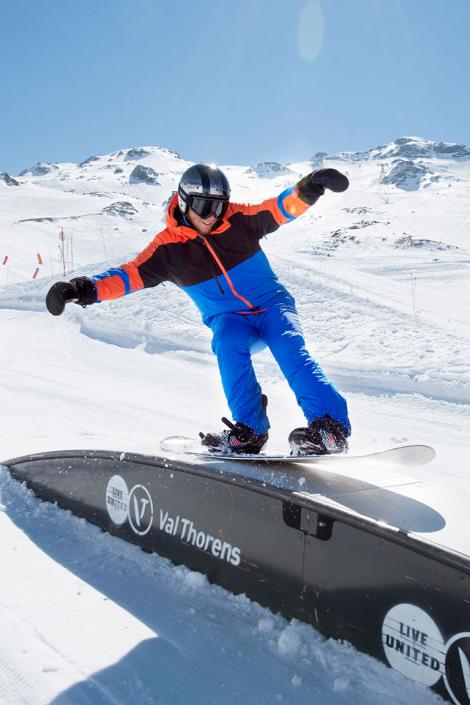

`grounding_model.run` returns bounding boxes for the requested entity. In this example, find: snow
[1,136,470,703]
